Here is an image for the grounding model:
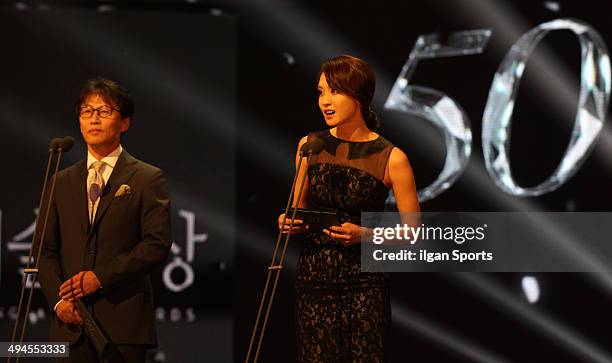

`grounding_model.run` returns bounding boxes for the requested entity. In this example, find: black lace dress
[295,130,393,362]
